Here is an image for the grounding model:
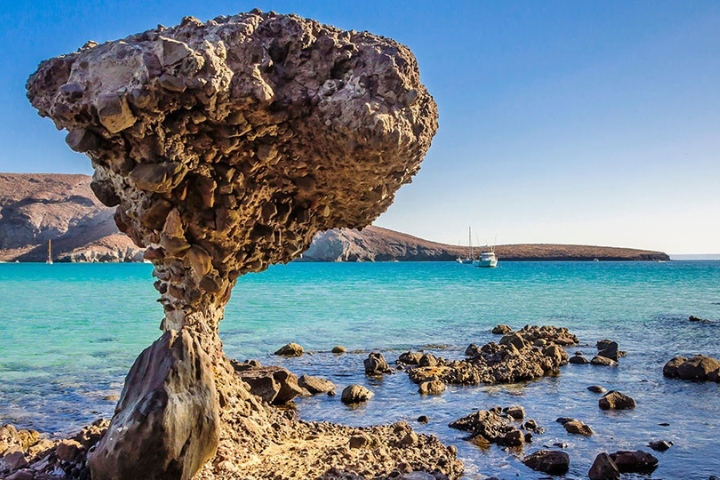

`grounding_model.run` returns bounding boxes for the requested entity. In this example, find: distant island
[0,173,669,263]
